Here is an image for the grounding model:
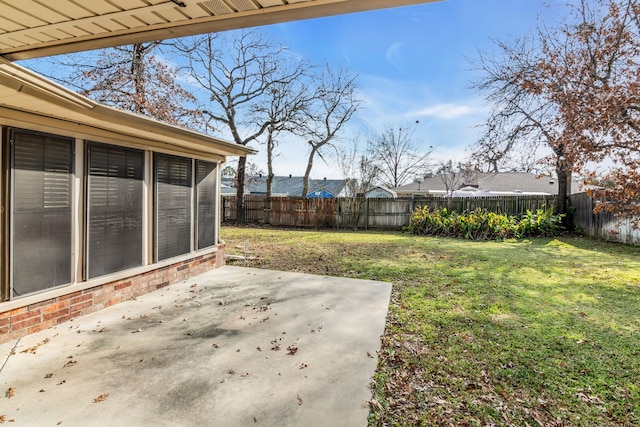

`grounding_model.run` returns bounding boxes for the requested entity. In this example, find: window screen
[196,160,217,250]
[87,143,144,278]
[11,130,73,297]
[156,154,192,261]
